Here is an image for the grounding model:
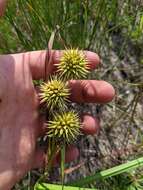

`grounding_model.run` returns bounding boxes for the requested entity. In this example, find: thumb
[0,0,7,17]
